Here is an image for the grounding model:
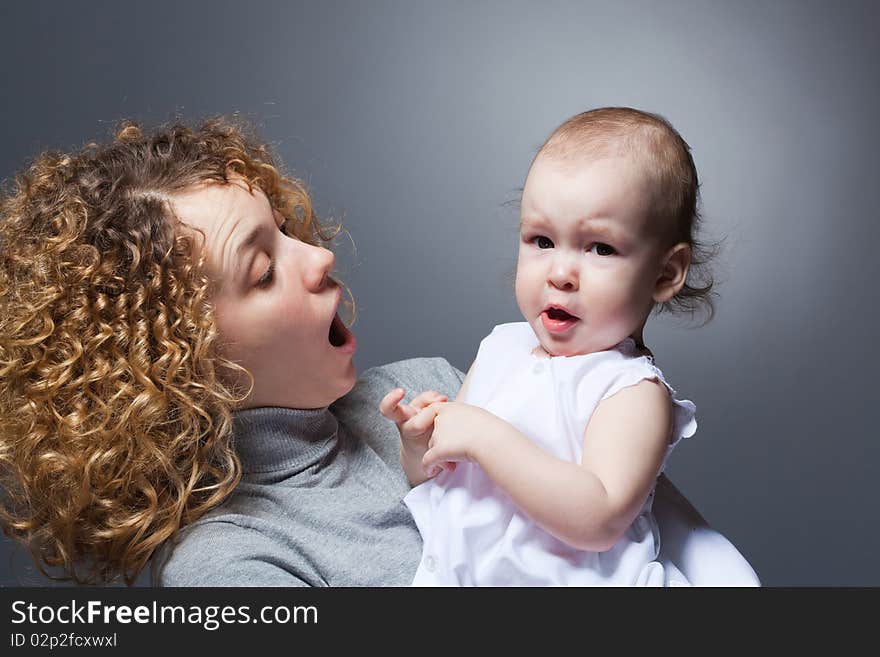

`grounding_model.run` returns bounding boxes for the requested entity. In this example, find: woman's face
[170,179,357,409]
